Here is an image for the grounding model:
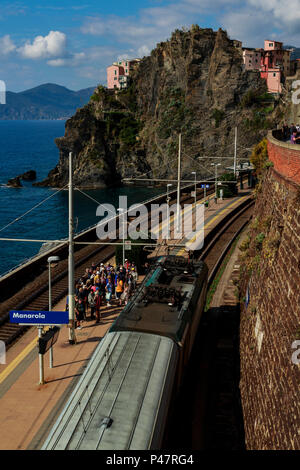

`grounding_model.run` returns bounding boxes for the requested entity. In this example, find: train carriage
[42,256,208,450]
